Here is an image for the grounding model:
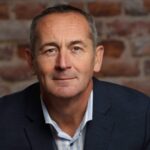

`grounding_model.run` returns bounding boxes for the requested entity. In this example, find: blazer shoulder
[93,78,150,112]
[94,78,150,100]
[0,82,39,103]
[0,82,40,117]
